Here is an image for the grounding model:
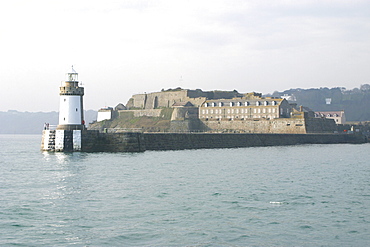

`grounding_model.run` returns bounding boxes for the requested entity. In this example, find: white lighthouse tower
[57,66,85,130]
